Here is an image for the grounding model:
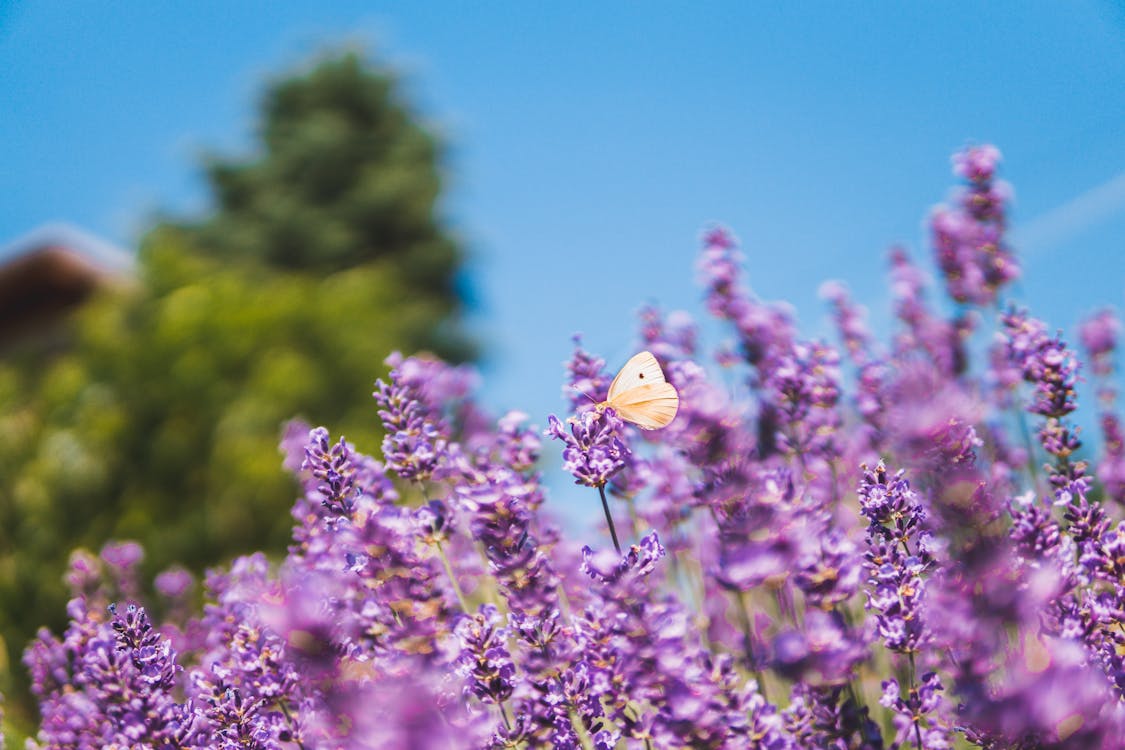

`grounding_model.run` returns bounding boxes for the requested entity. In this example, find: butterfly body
[597,351,679,430]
